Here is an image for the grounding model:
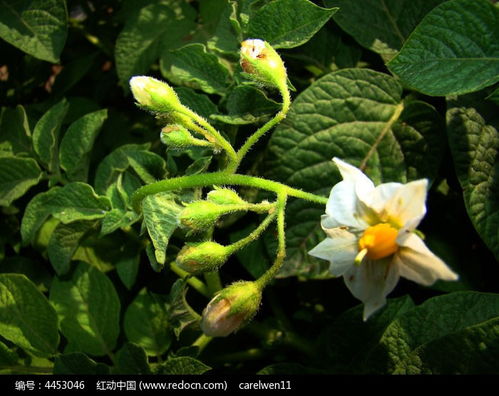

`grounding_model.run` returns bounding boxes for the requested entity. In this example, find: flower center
[358,223,399,260]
